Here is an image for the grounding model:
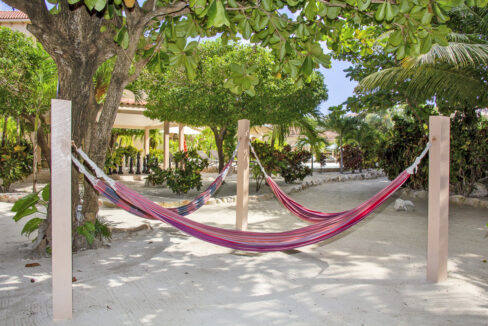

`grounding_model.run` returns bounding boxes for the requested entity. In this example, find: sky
[0,1,356,114]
